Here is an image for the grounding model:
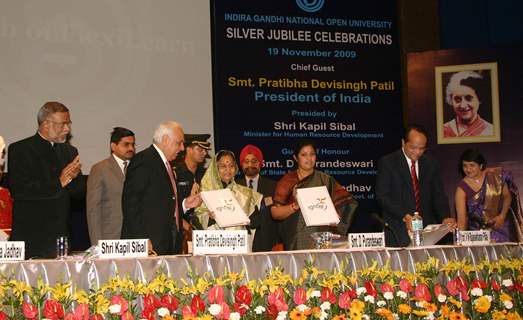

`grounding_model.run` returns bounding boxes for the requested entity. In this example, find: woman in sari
[195,150,263,248]
[0,136,13,236]
[271,140,357,250]
[455,149,523,242]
